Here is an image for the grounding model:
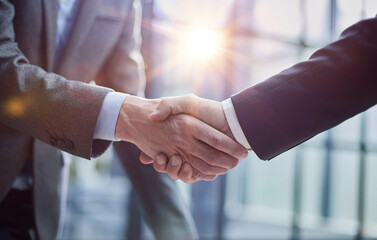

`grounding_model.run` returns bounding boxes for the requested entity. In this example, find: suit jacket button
[65,140,74,151]
[50,137,57,146]
[57,139,65,148]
